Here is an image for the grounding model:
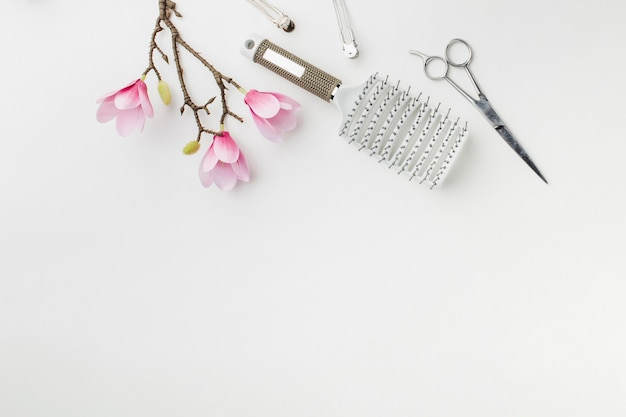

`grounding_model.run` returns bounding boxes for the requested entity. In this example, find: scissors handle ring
[445,38,472,67]
[422,55,449,81]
